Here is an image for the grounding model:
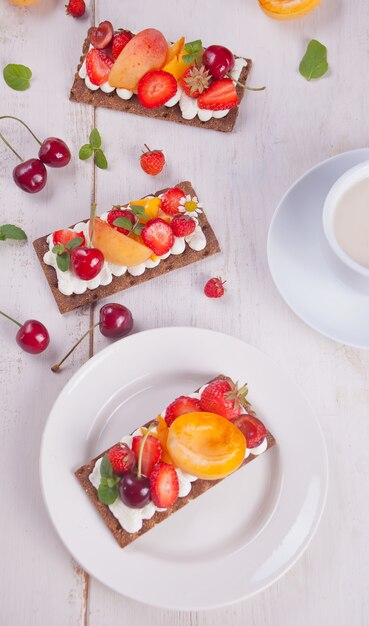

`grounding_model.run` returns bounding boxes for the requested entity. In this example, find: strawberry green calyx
[224,377,250,411]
